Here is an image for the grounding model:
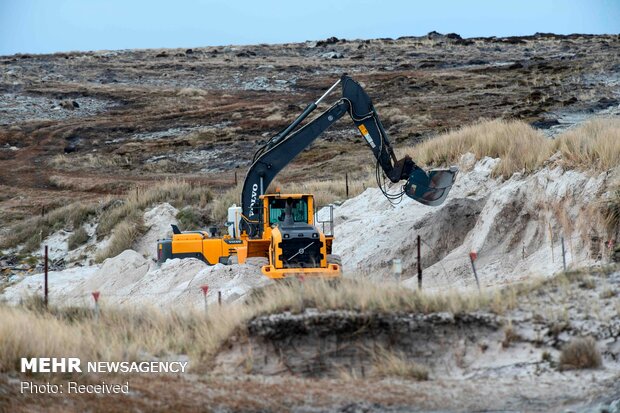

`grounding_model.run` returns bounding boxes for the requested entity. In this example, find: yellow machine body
[158,193,340,279]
